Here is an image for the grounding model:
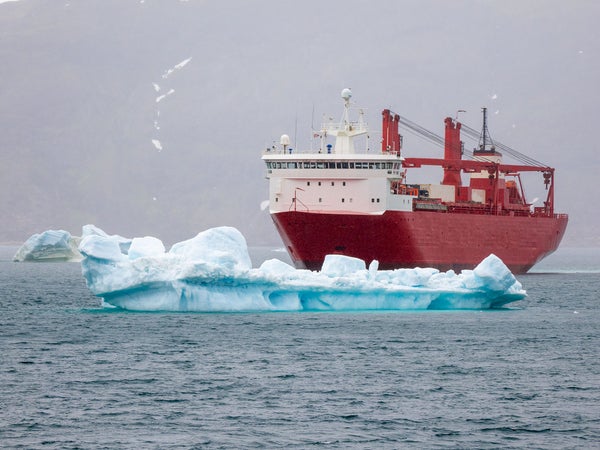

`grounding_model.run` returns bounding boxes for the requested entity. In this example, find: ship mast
[320,88,368,154]
[478,107,495,152]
